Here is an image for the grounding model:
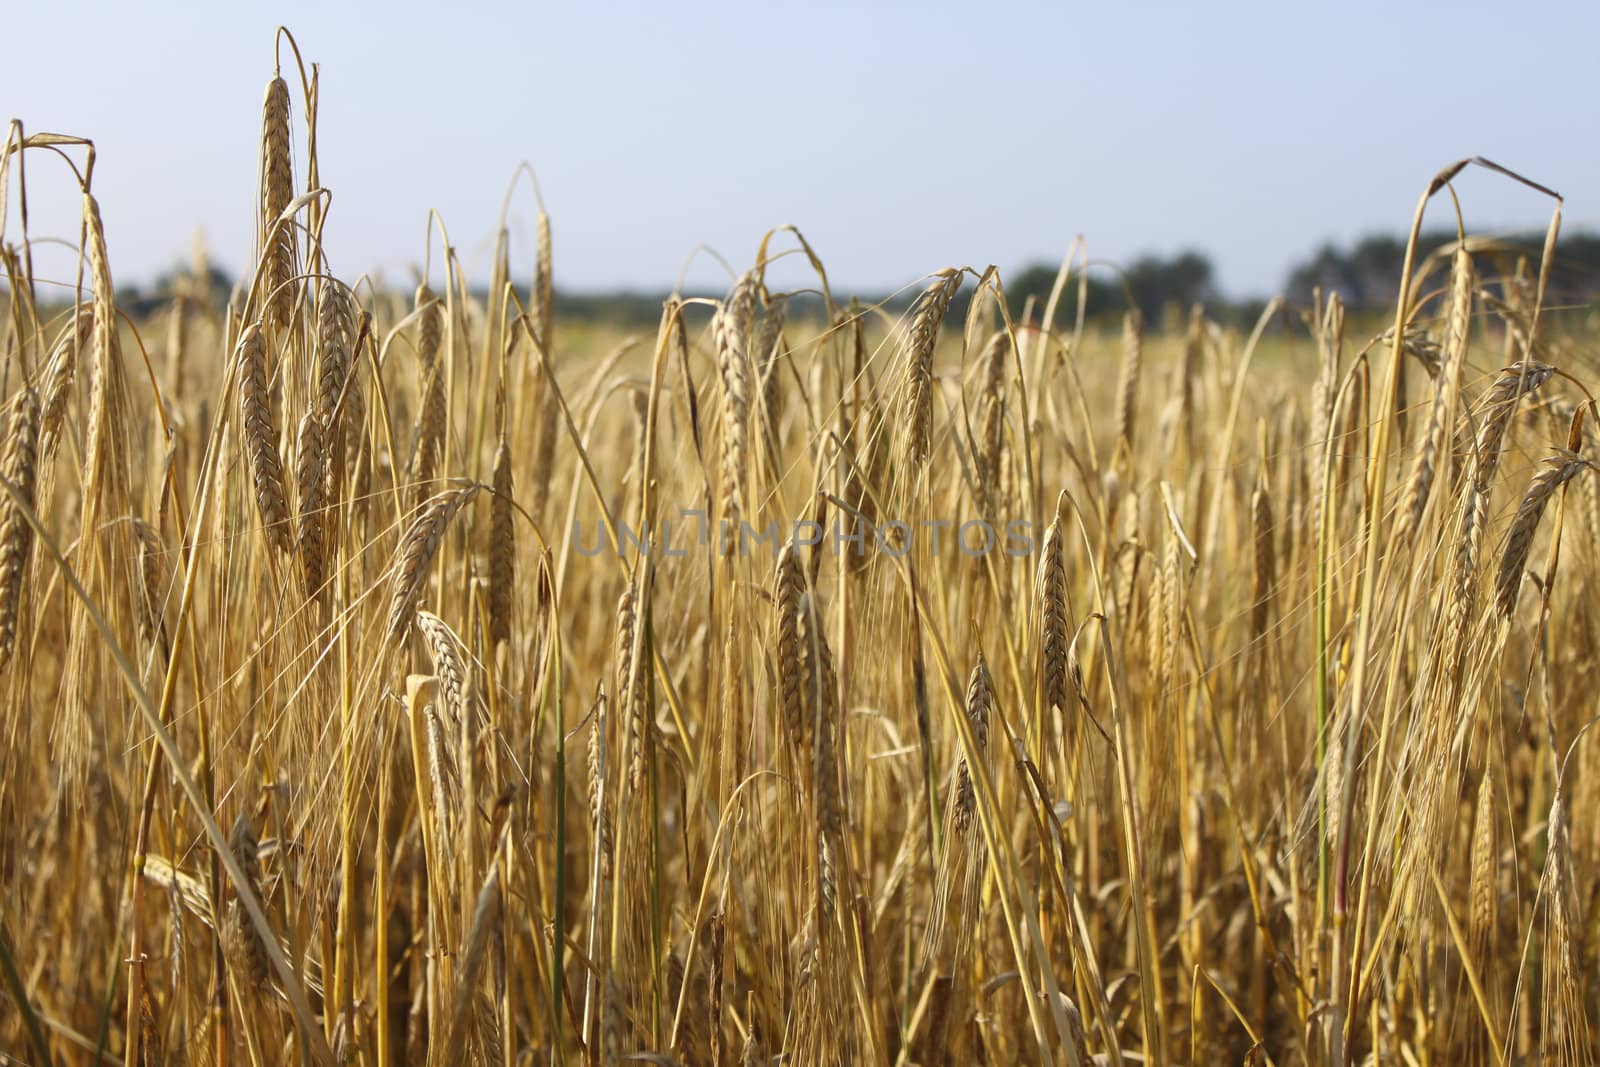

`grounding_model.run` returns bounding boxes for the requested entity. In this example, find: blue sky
[5,1,1597,298]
